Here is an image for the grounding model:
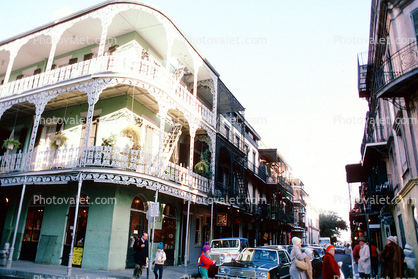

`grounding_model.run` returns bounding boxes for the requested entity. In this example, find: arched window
[131,195,146,212]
